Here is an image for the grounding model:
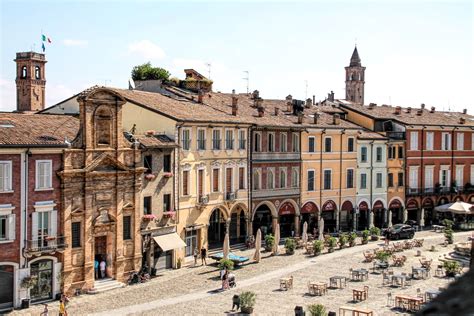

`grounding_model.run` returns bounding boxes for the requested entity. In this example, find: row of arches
[207,204,248,248]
